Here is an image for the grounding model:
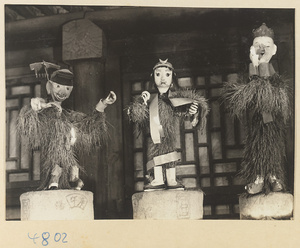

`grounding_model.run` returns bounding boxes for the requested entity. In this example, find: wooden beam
[5,7,214,37]
[8,6,44,19]
[5,6,25,22]
[35,5,62,16]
